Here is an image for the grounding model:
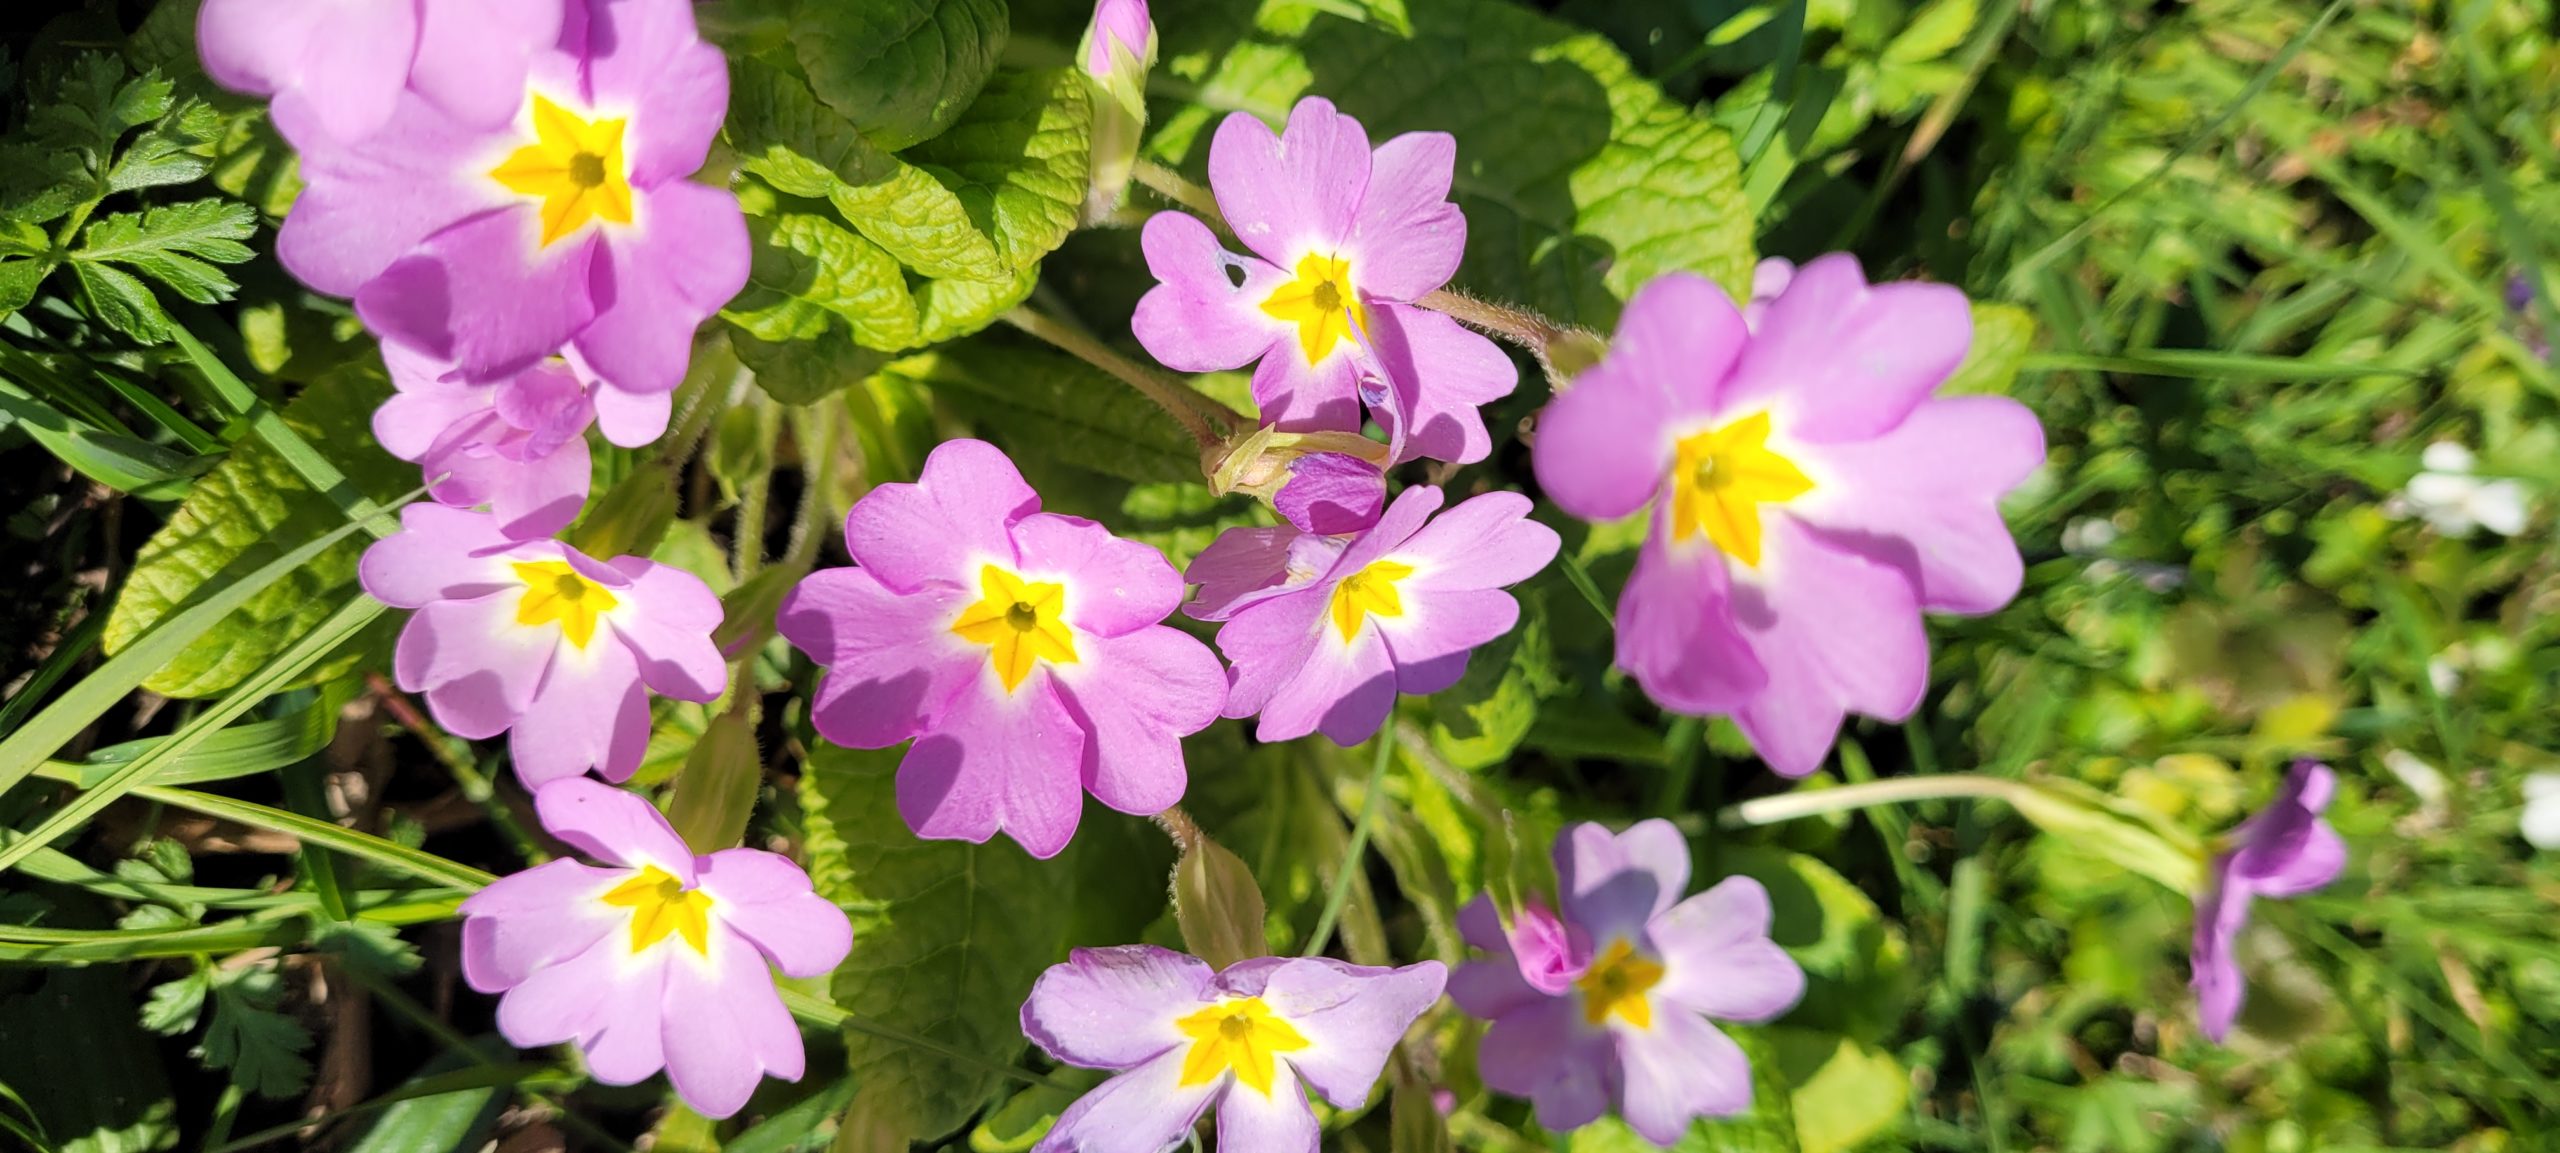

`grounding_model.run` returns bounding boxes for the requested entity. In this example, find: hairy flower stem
[1001,307,1246,449]
[1718,774,2034,828]
[1131,158,1229,232]
[1415,290,1607,389]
